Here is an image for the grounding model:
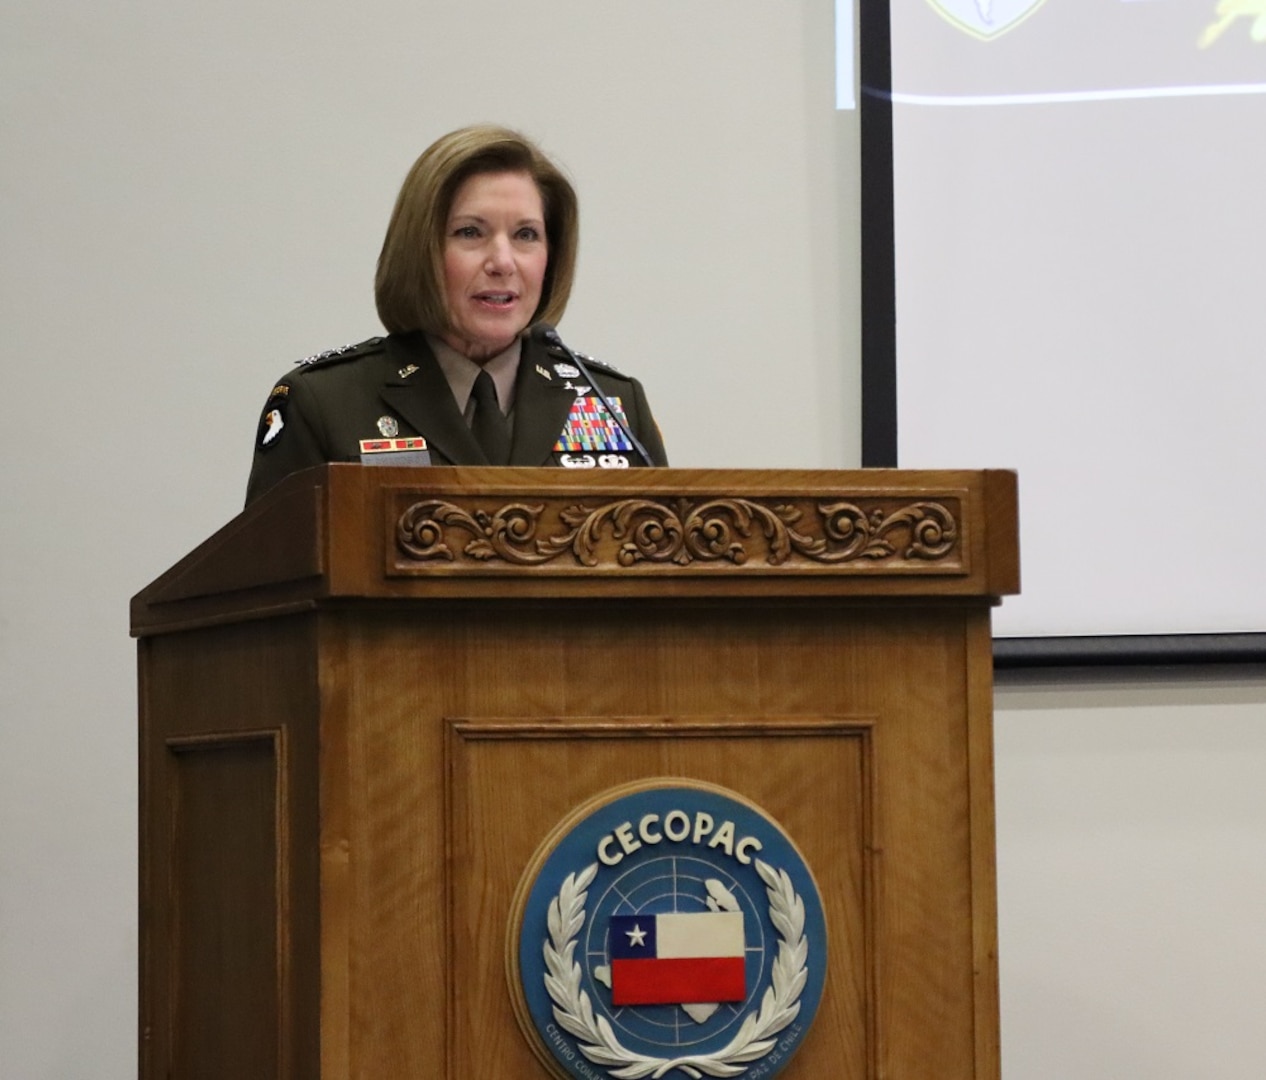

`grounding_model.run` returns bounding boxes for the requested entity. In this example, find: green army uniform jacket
[246,331,668,505]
